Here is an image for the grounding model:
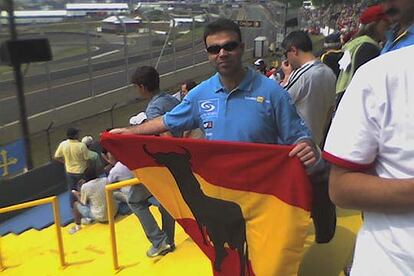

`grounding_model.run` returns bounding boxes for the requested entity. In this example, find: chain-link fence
[0,3,281,174]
